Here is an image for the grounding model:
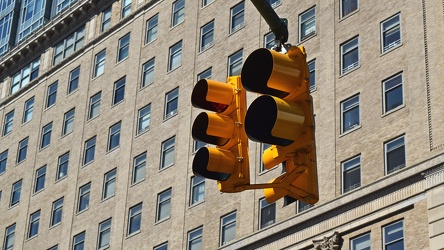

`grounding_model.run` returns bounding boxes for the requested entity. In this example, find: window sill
[199,43,214,54]
[44,104,56,111]
[2,131,12,138]
[82,160,95,168]
[61,131,73,139]
[107,146,120,155]
[170,20,184,30]
[112,99,125,108]
[16,159,26,166]
[101,194,115,203]
[339,9,359,22]
[159,164,174,173]
[67,88,79,97]
[380,43,403,56]
[76,207,89,215]
[126,230,141,239]
[21,120,32,126]
[49,222,61,230]
[143,38,158,48]
[87,114,100,123]
[189,200,205,208]
[339,125,361,137]
[116,56,129,66]
[155,216,170,225]
[163,111,178,121]
[340,64,360,78]
[229,24,245,36]
[131,178,146,187]
[9,202,20,209]
[39,144,51,152]
[32,188,44,196]
[135,127,150,138]
[298,33,317,44]
[55,176,67,184]
[140,81,153,91]
[167,65,182,75]
[26,235,38,242]
[382,104,405,118]
[92,72,105,81]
